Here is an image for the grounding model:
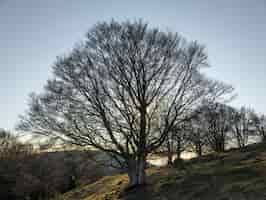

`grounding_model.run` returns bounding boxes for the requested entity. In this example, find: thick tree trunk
[137,156,146,184]
[127,156,146,187]
[127,103,147,187]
